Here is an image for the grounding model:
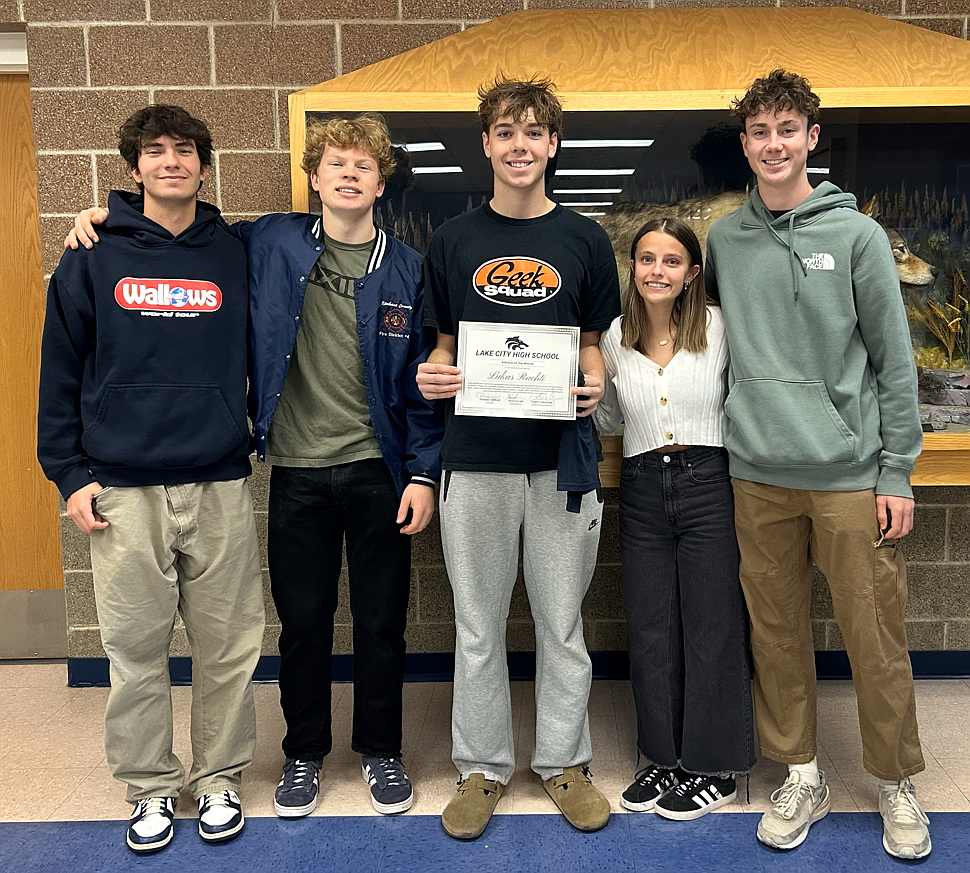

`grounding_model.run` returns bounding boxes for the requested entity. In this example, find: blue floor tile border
[66,650,970,687]
[0,813,965,872]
